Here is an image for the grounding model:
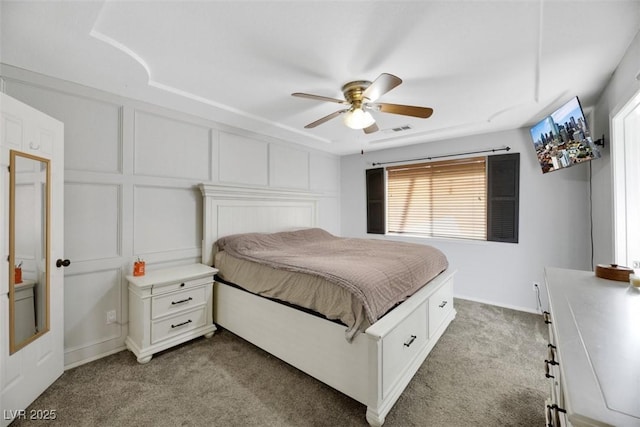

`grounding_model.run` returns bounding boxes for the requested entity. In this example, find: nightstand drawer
[151,306,207,344]
[151,276,212,295]
[151,286,207,319]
